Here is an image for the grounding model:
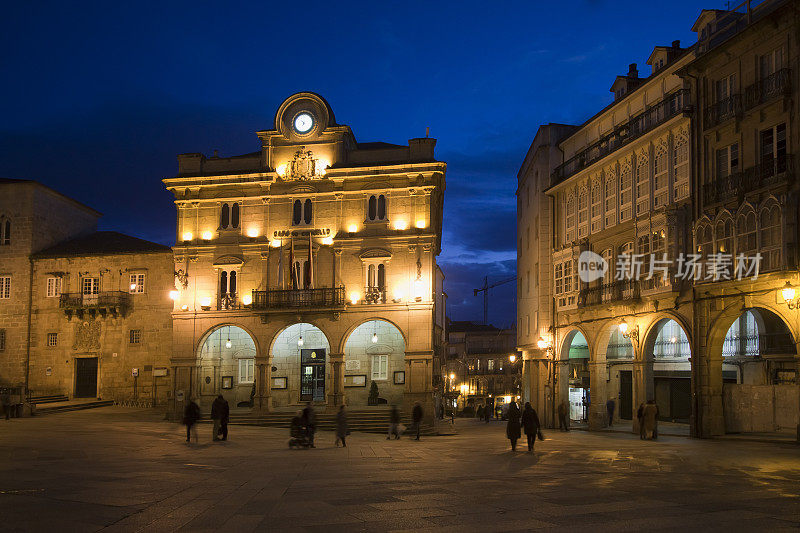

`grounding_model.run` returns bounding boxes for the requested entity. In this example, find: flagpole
[277,239,284,290]
[308,231,314,289]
